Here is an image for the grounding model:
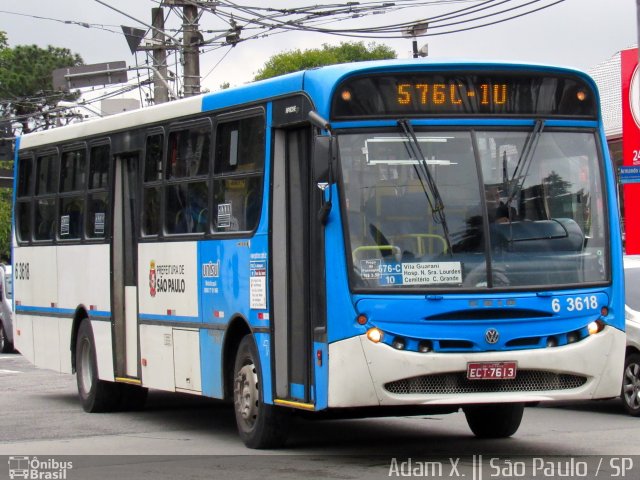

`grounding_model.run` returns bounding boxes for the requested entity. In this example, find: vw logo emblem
[485,328,499,344]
